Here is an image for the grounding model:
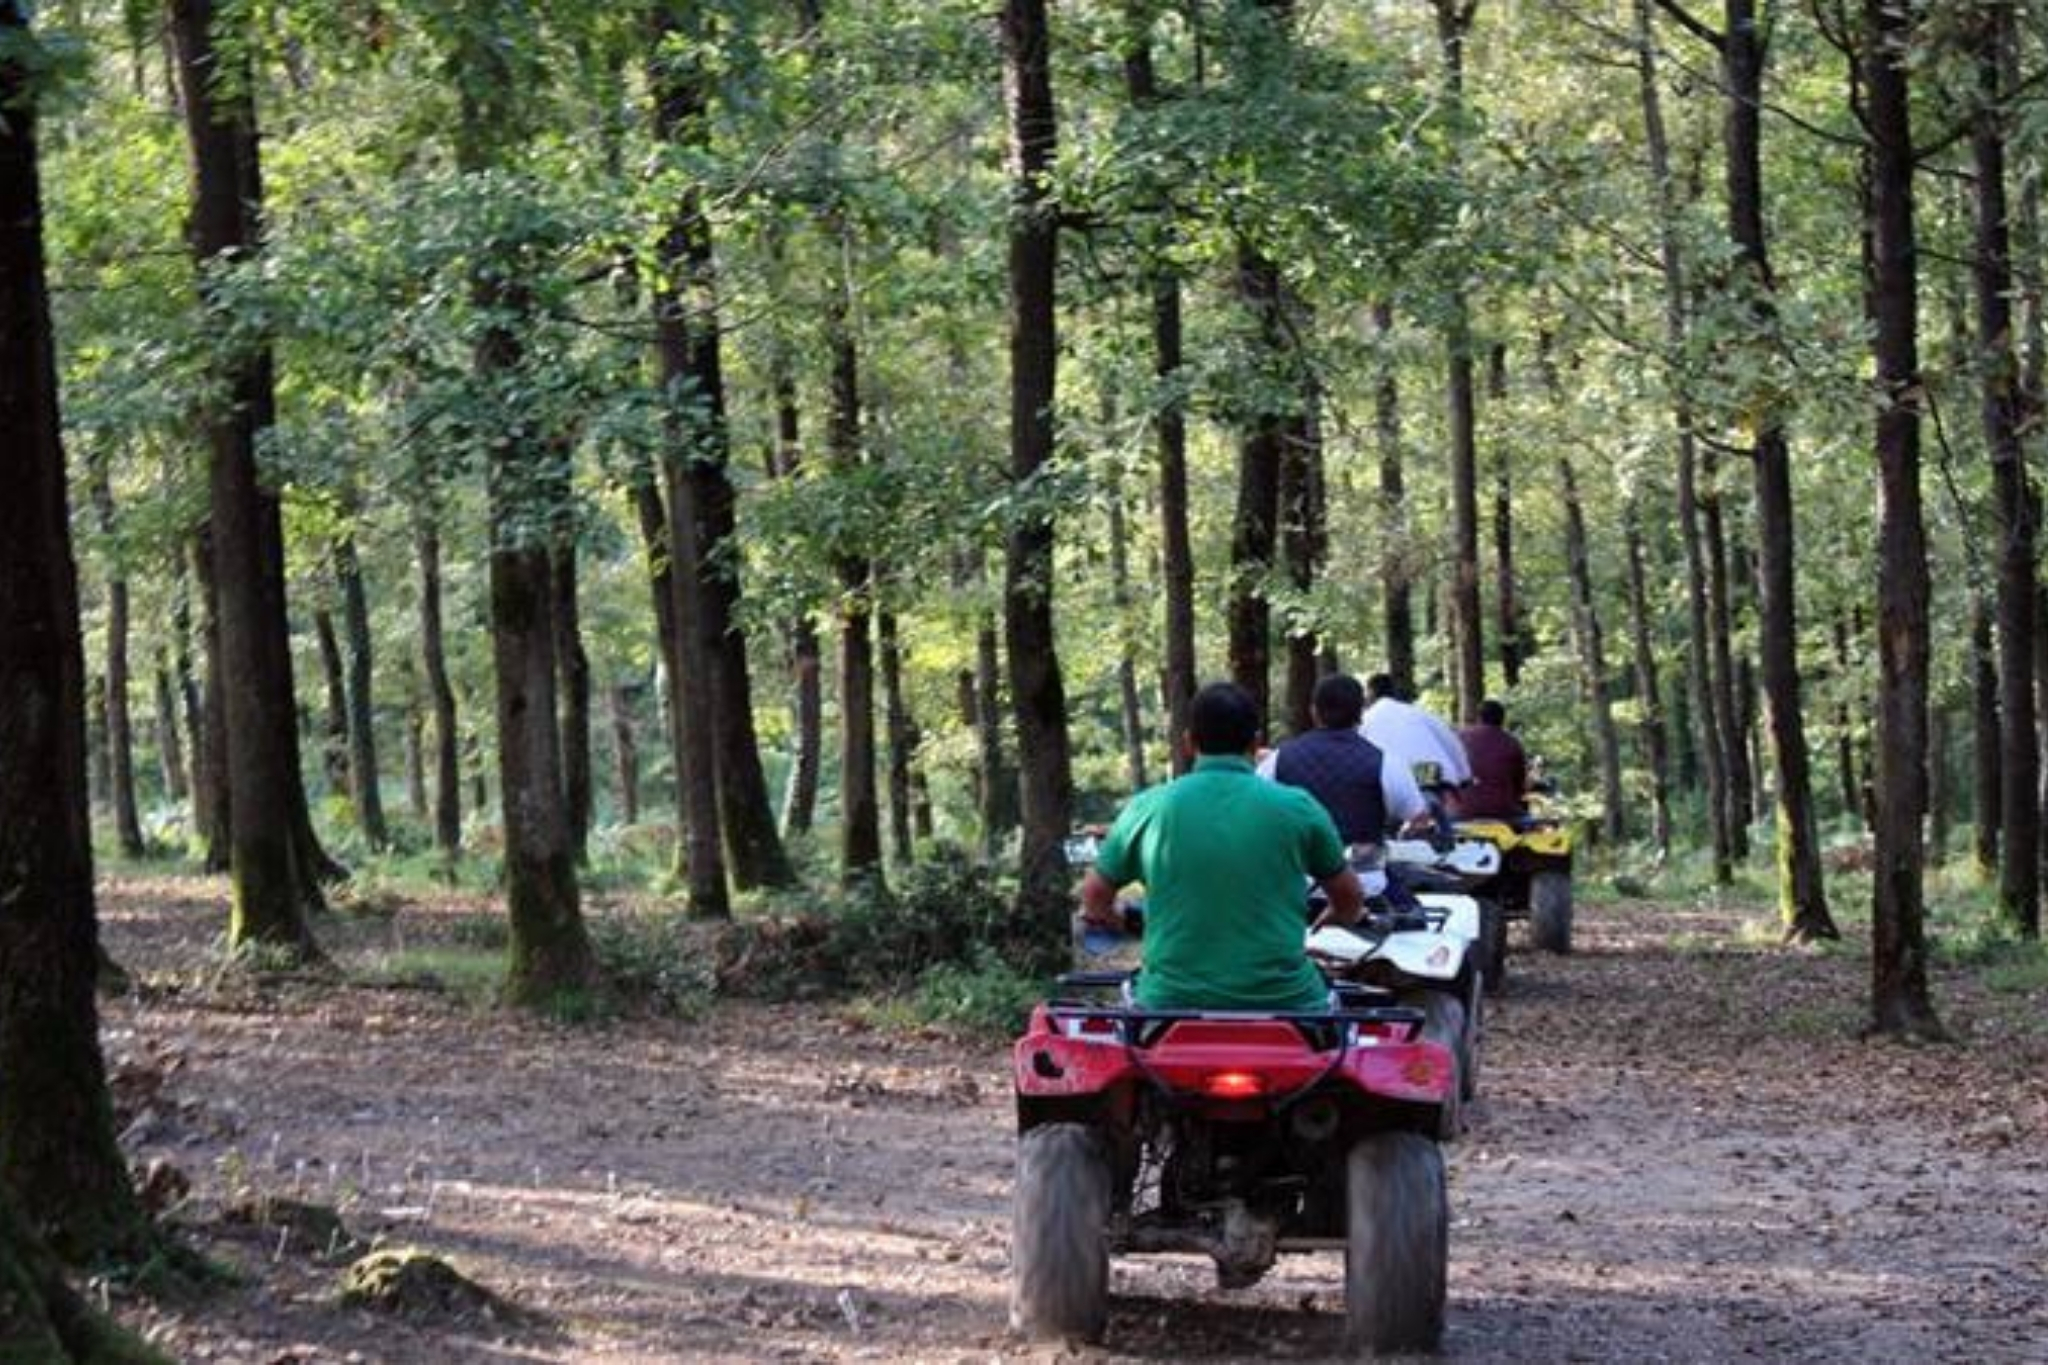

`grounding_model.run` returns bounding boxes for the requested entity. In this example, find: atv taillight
[1202,1070,1265,1099]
